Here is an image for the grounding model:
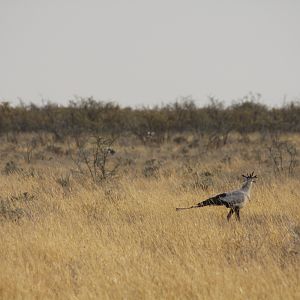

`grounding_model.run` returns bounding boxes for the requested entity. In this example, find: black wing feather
[197,193,228,207]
